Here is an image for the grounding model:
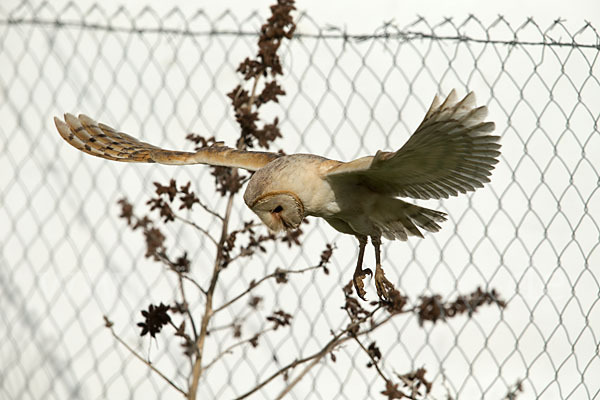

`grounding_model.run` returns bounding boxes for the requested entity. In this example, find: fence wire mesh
[1,2,599,399]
